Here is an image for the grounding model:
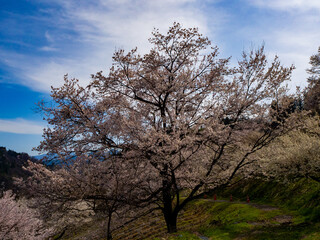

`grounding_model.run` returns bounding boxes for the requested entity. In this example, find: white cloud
[265,29,320,90]
[248,0,320,12]
[45,31,54,43]
[2,0,319,94]
[39,46,58,52]
[0,119,44,135]
[240,0,320,91]
[1,0,219,92]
